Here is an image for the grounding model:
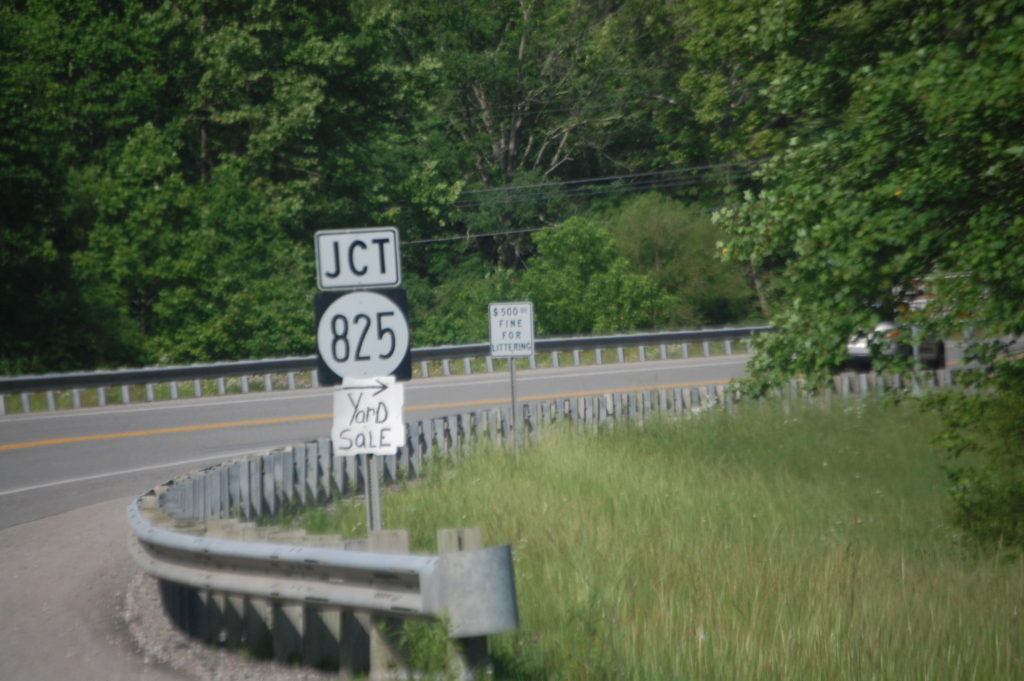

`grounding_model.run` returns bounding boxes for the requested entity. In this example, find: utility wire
[406,205,728,247]
[405,227,548,245]
[432,101,620,125]
[458,160,762,196]
[453,167,757,208]
[405,160,758,246]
